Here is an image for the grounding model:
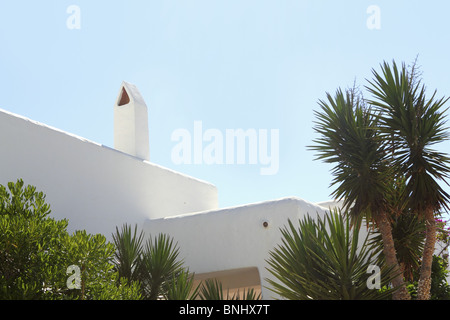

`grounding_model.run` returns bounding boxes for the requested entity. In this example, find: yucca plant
[232,287,261,300]
[112,224,185,300]
[140,233,185,300]
[309,88,410,299]
[163,269,200,300]
[112,224,145,282]
[198,278,261,300]
[367,60,450,299]
[266,209,399,300]
[198,278,226,300]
